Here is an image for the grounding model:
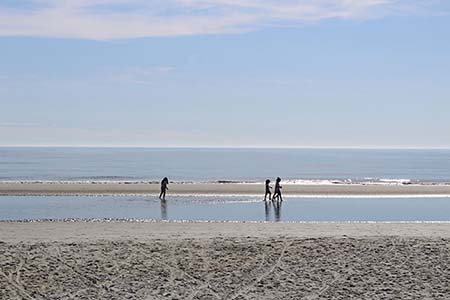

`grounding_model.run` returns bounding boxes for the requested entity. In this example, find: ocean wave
[282,179,350,185]
[0,178,449,186]
[0,180,160,184]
